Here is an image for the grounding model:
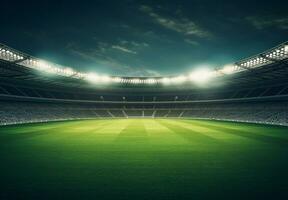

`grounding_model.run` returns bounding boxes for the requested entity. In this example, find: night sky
[1,0,287,76]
